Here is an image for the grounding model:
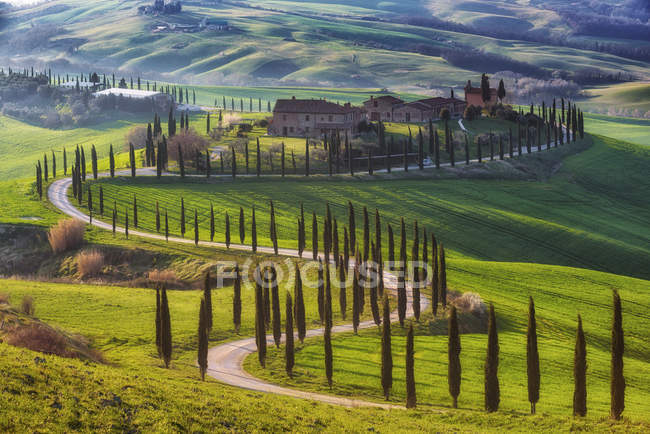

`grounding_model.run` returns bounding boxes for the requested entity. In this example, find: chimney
[292,96,296,100]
